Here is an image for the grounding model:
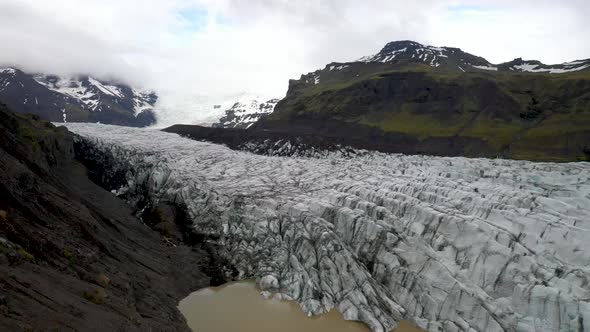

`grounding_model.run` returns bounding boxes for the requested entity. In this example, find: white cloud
[0,0,589,123]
